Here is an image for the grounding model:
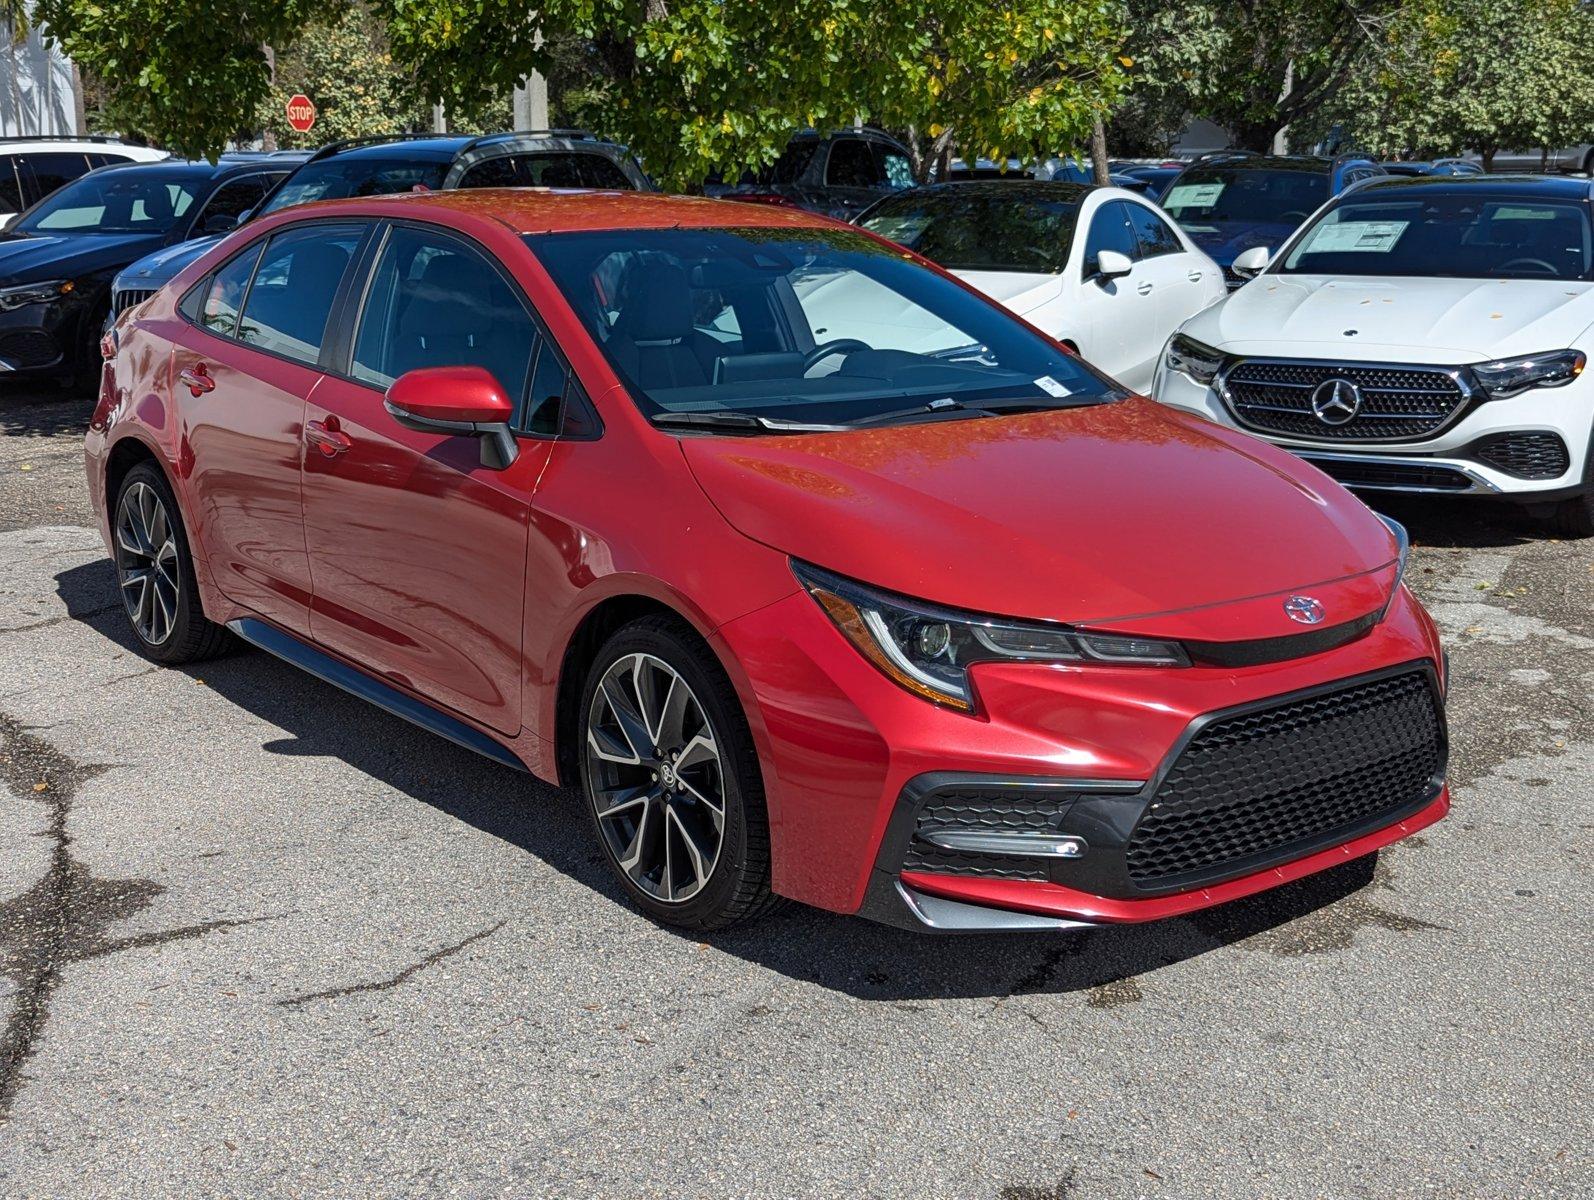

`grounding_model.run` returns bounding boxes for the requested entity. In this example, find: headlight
[1375,512,1410,619]
[793,561,1188,712]
[0,279,75,312]
[1164,332,1224,386]
[1471,349,1584,399]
